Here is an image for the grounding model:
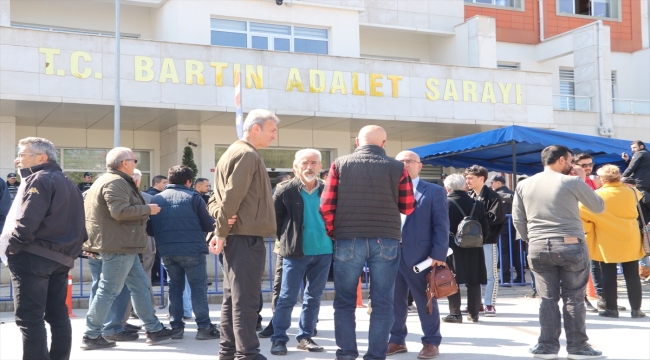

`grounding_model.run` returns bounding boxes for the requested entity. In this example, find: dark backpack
[449,199,483,248]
